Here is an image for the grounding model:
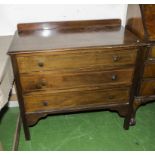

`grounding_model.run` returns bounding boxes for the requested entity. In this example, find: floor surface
[0,103,155,151]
